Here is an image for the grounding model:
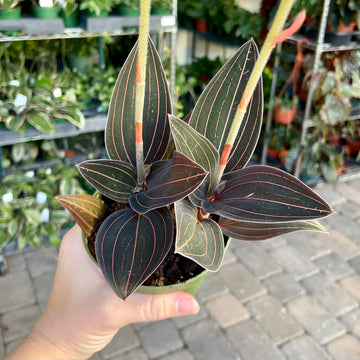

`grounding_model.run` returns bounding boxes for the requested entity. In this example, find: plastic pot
[85,10,109,18]
[274,105,296,125]
[60,9,79,28]
[0,8,21,35]
[32,6,59,19]
[151,7,171,15]
[117,7,140,16]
